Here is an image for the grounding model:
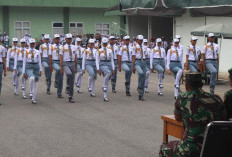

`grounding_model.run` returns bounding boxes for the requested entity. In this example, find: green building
[0,0,127,42]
